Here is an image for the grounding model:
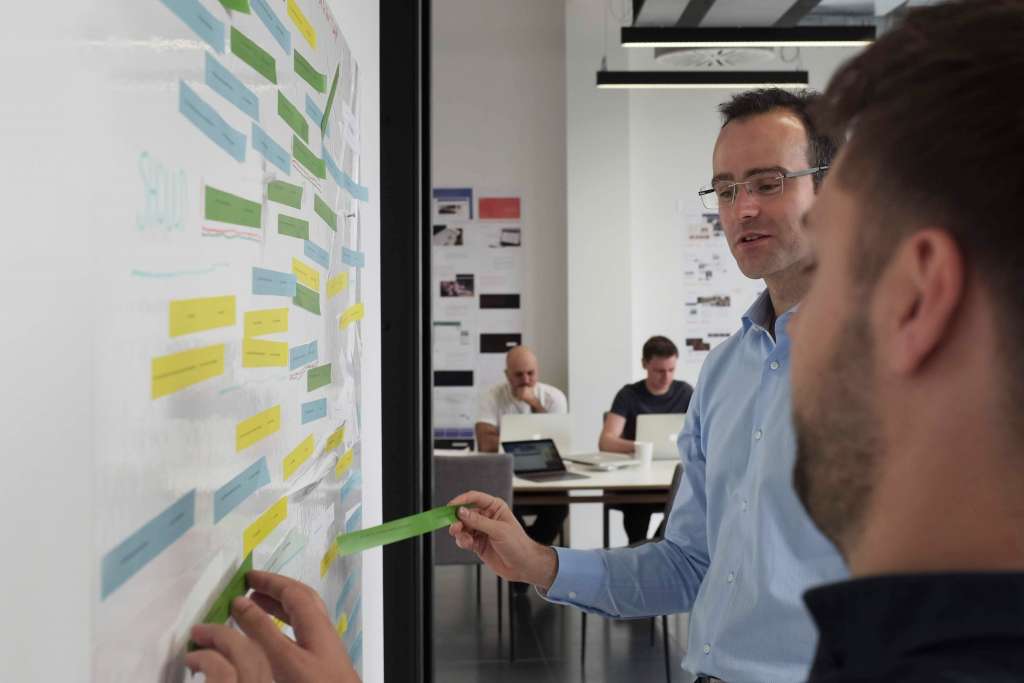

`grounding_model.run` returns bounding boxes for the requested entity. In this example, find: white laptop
[636,413,686,460]
[499,413,573,456]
